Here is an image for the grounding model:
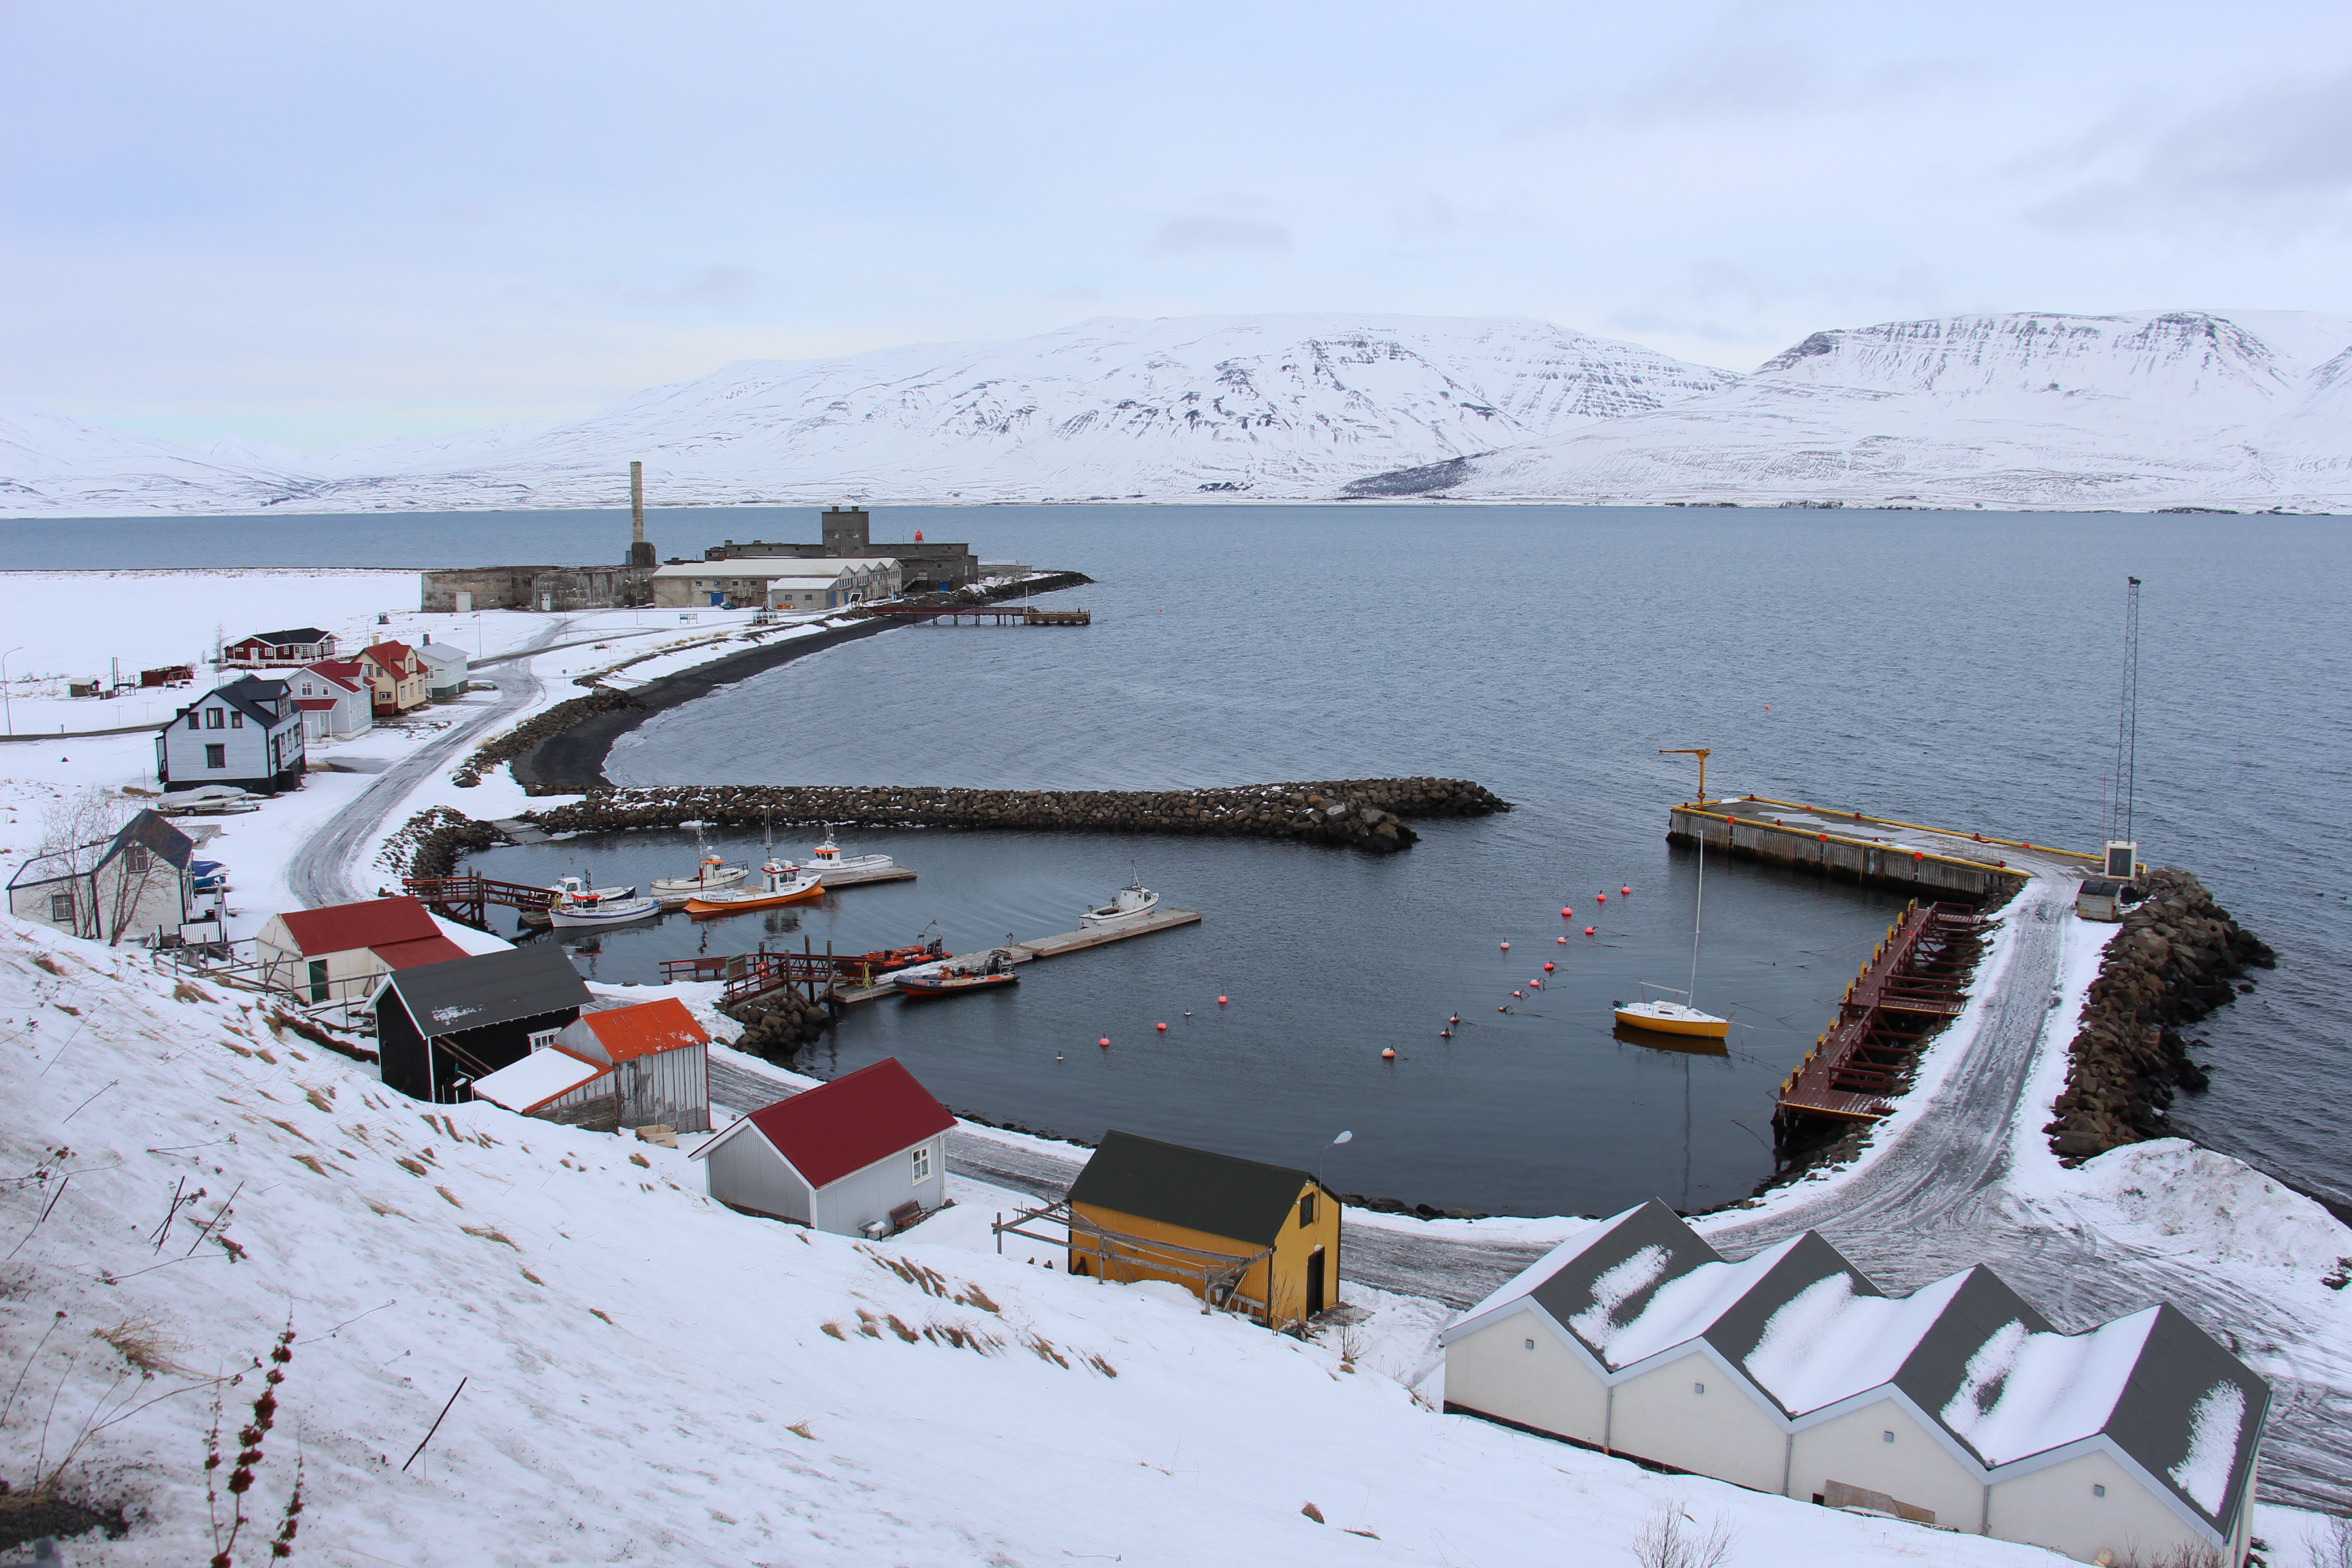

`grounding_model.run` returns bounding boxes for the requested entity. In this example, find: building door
[1305,1247,1326,1317]
[307,959,329,1003]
